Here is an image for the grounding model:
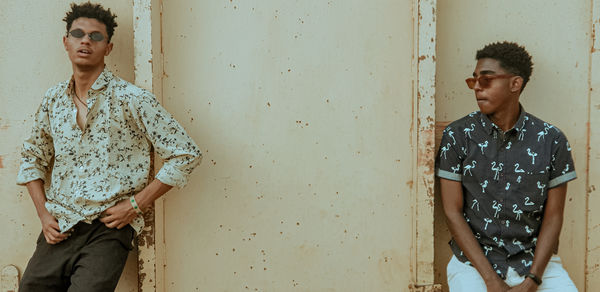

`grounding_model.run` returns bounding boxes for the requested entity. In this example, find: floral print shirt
[435,106,576,278]
[17,68,202,234]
